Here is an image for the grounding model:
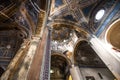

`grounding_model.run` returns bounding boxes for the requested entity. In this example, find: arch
[51,53,71,66]
[51,53,71,80]
[73,39,88,65]
[48,19,89,38]
[73,39,106,67]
